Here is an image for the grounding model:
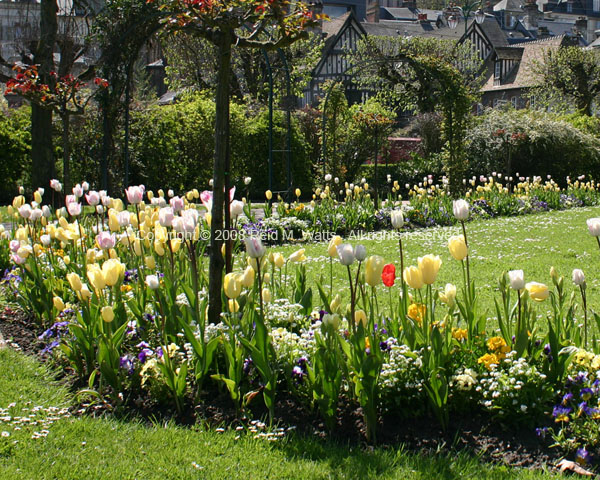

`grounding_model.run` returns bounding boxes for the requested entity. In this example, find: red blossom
[382,263,396,287]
